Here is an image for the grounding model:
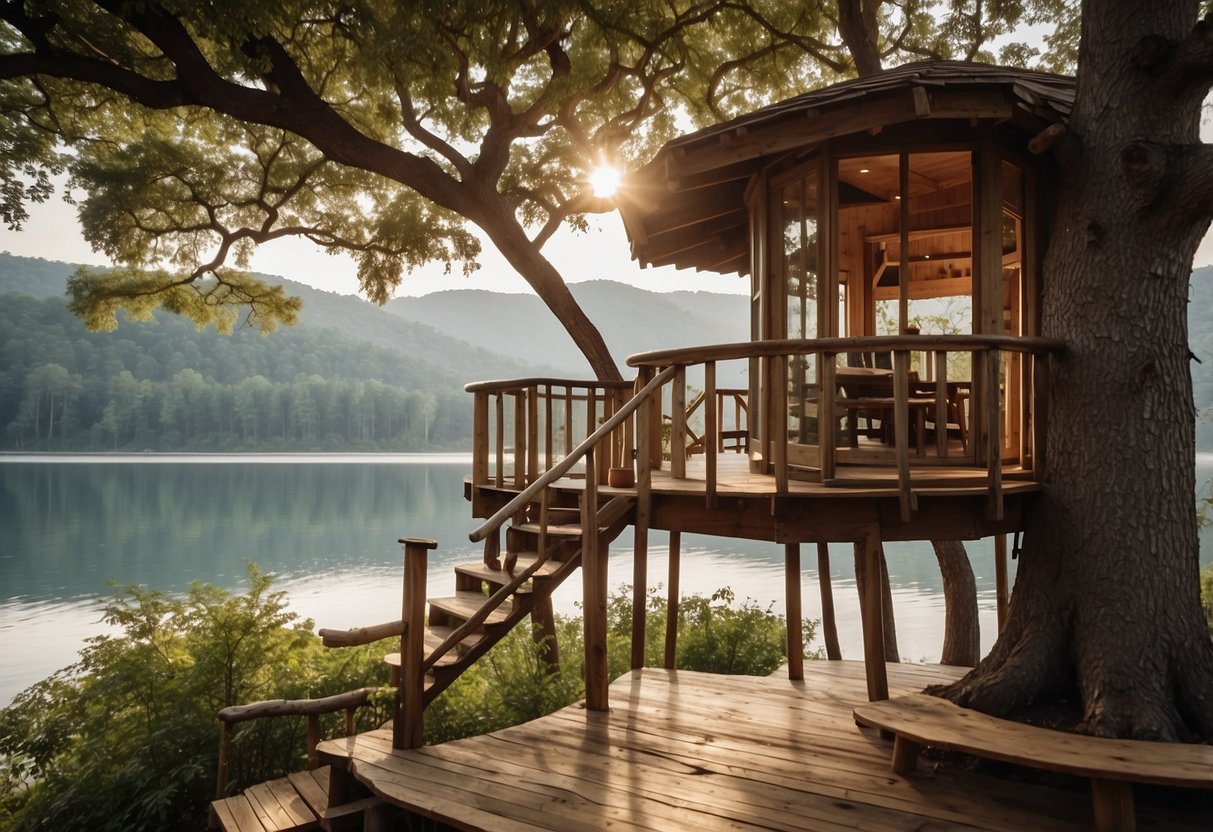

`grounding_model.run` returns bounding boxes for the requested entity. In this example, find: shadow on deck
[316,661,1205,831]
